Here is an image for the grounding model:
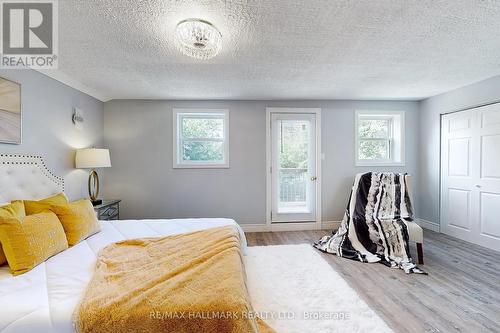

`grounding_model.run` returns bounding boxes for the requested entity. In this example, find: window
[355,110,405,166]
[173,109,229,168]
